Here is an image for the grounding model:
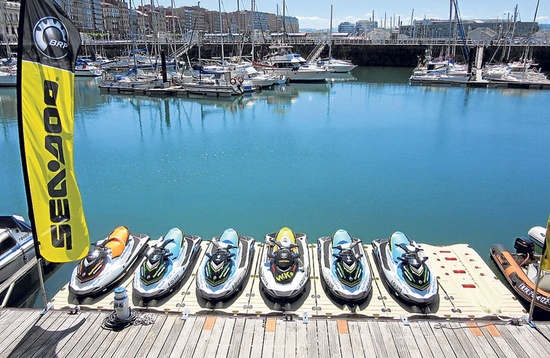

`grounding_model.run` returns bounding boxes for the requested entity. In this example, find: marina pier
[1,242,550,357]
